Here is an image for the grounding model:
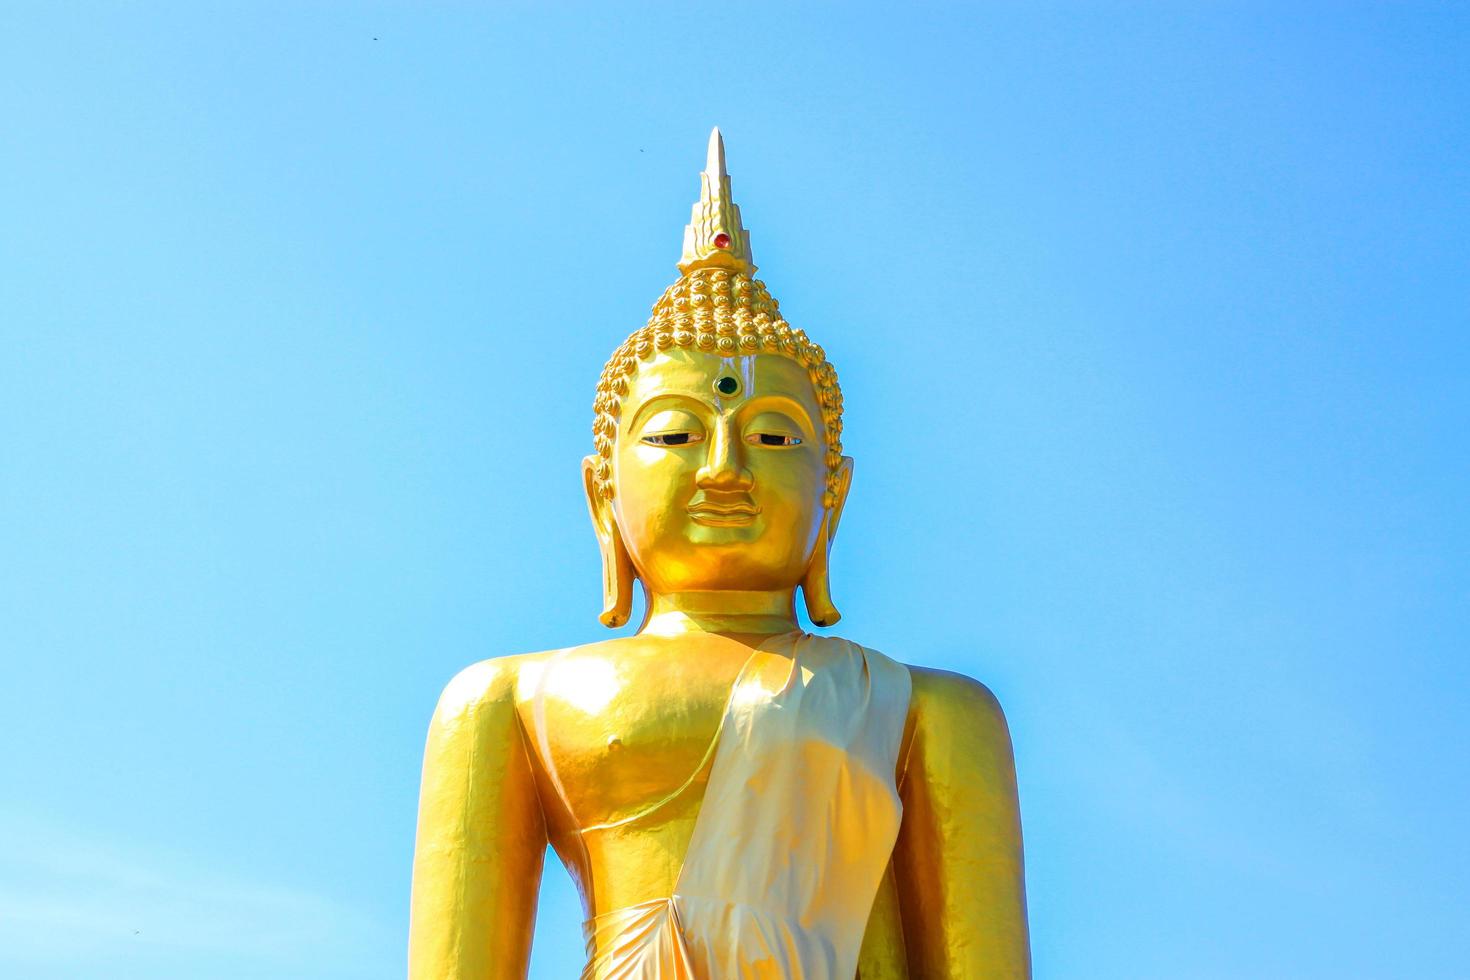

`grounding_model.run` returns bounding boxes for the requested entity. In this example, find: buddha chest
[524,634,765,830]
